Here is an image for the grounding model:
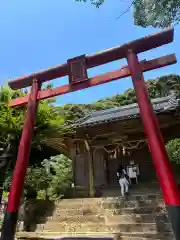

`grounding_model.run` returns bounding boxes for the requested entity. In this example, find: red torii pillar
[0,79,41,240]
[1,28,180,240]
[126,50,180,239]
